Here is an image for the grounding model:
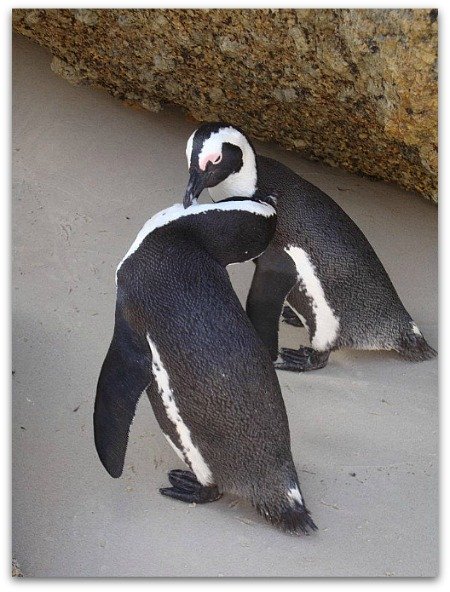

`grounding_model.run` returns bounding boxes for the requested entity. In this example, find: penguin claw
[274,347,330,372]
[168,469,203,492]
[281,306,304,328]
[280,347,308,358]
[159,487,190,502]
[160,470,222,504]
